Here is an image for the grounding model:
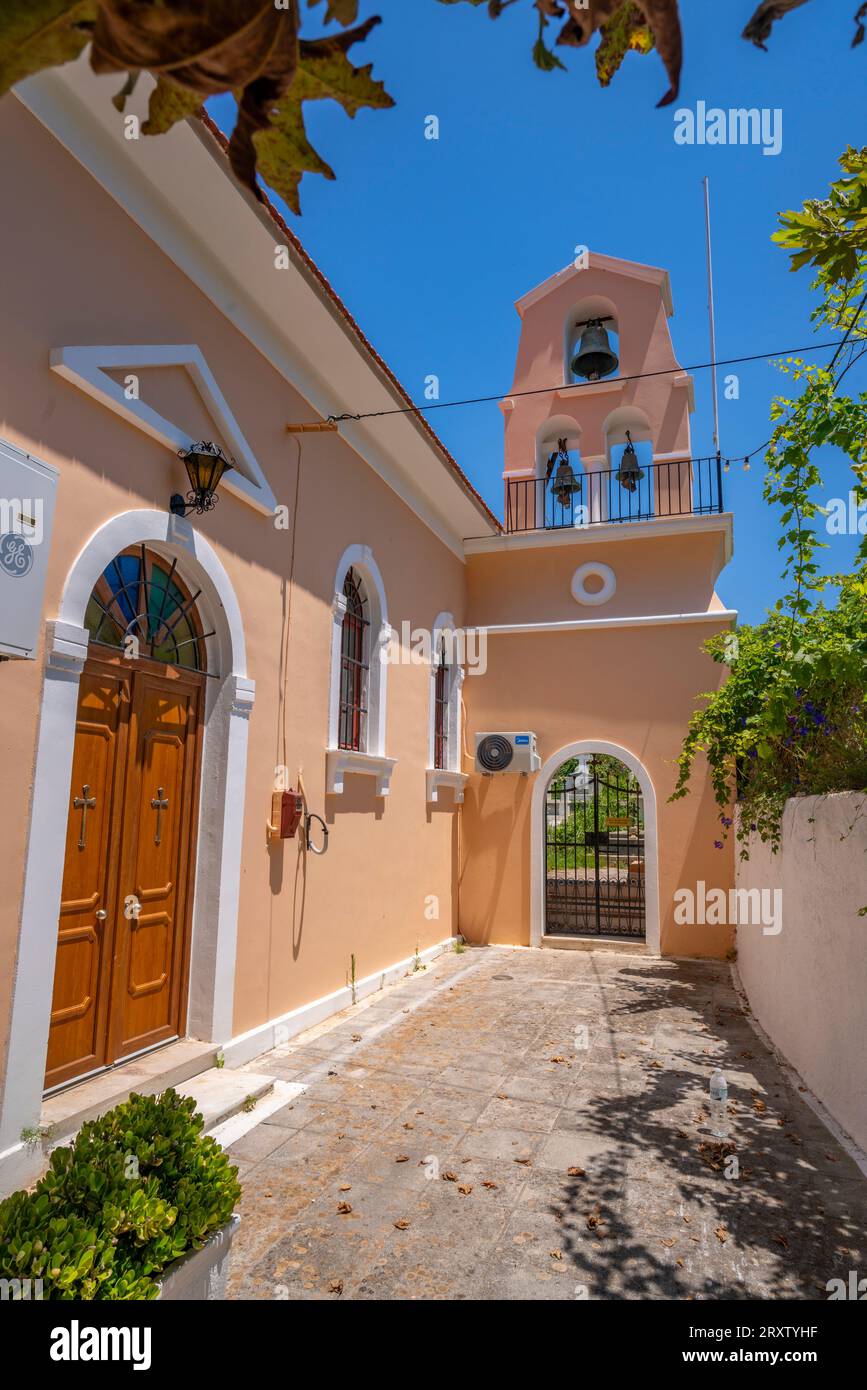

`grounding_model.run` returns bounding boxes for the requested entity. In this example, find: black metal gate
[544,754,645,938]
